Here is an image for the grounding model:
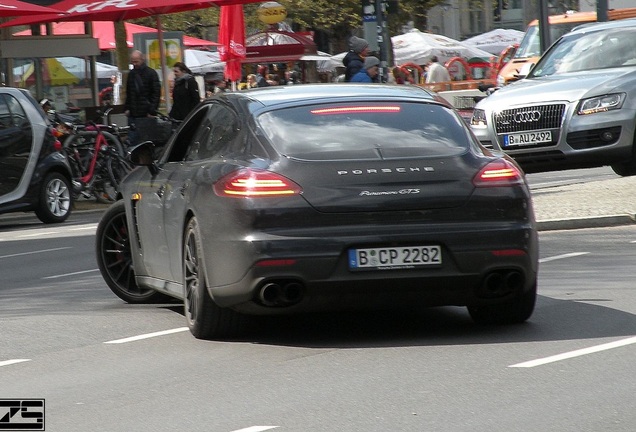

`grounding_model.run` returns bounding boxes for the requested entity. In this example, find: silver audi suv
[470,19,636,176]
